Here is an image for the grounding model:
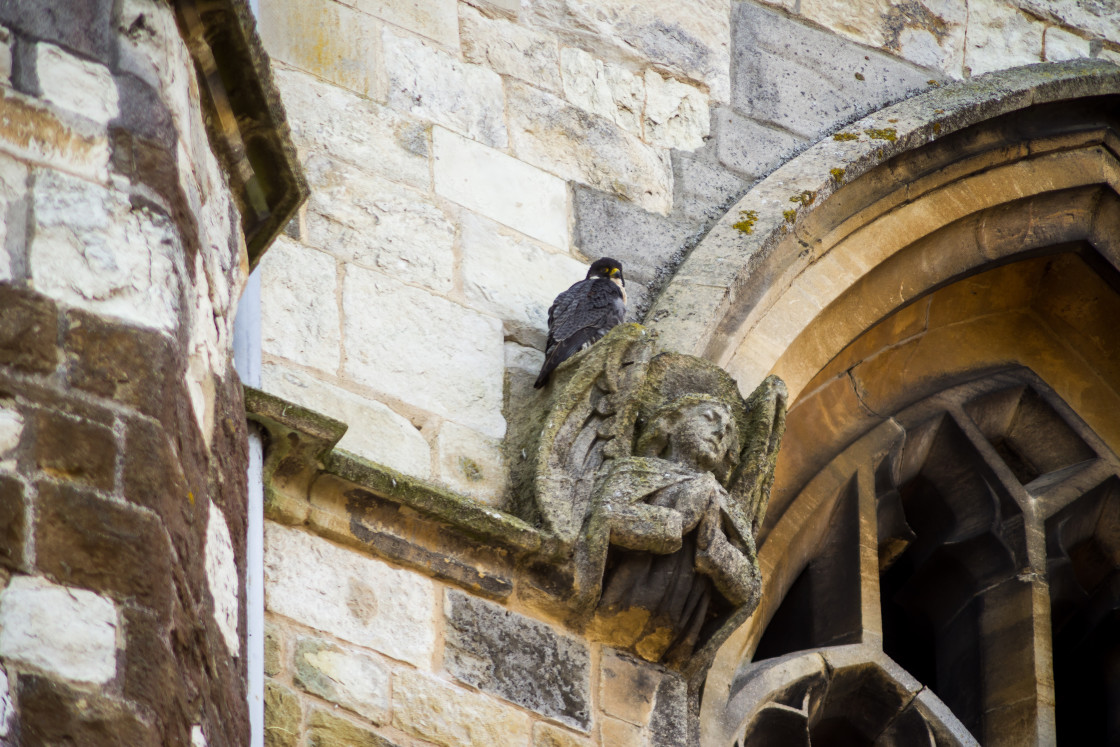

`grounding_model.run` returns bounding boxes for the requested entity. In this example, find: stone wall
[255,0,1117,509]
[0,0,249,743]
[262,519,690,747]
